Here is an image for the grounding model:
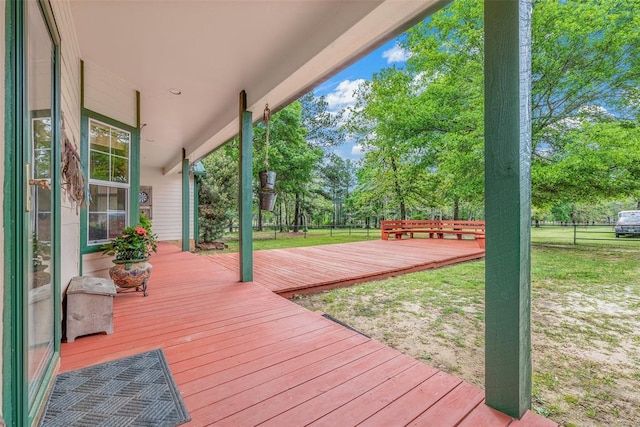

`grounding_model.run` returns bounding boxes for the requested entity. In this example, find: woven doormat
[39,349,190,427]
